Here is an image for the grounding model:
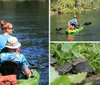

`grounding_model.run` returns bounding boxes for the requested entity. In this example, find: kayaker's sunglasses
[12,28,14,30]
[9,27,14,30]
